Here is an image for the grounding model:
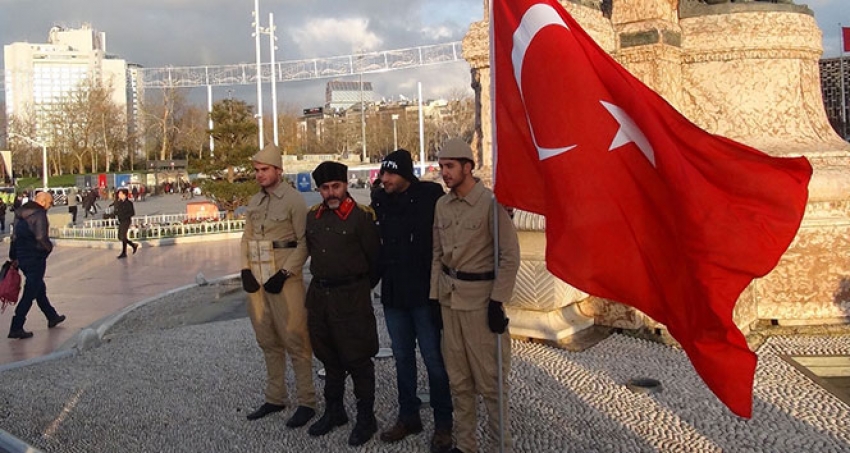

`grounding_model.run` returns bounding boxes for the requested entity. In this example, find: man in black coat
[370,149,453,452]
[8,192,65,339]
[114,188,138,259]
